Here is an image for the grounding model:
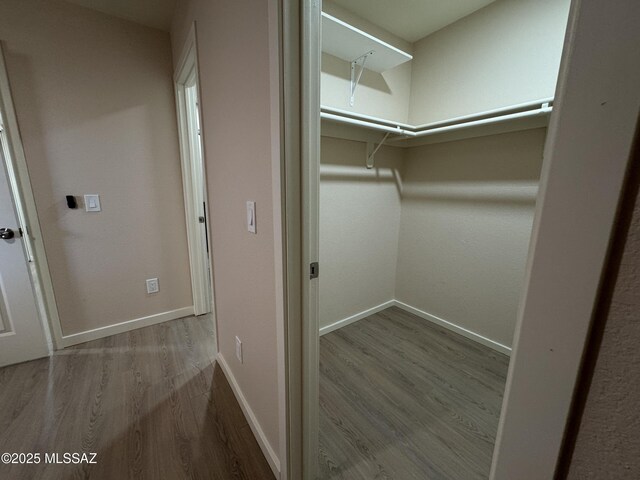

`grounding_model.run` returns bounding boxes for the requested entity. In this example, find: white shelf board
[321,12,412,72]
